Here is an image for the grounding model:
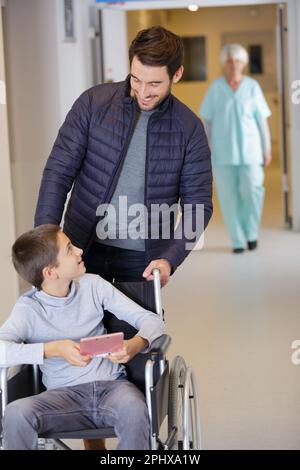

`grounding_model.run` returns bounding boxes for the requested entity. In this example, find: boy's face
[54,231,86,281]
